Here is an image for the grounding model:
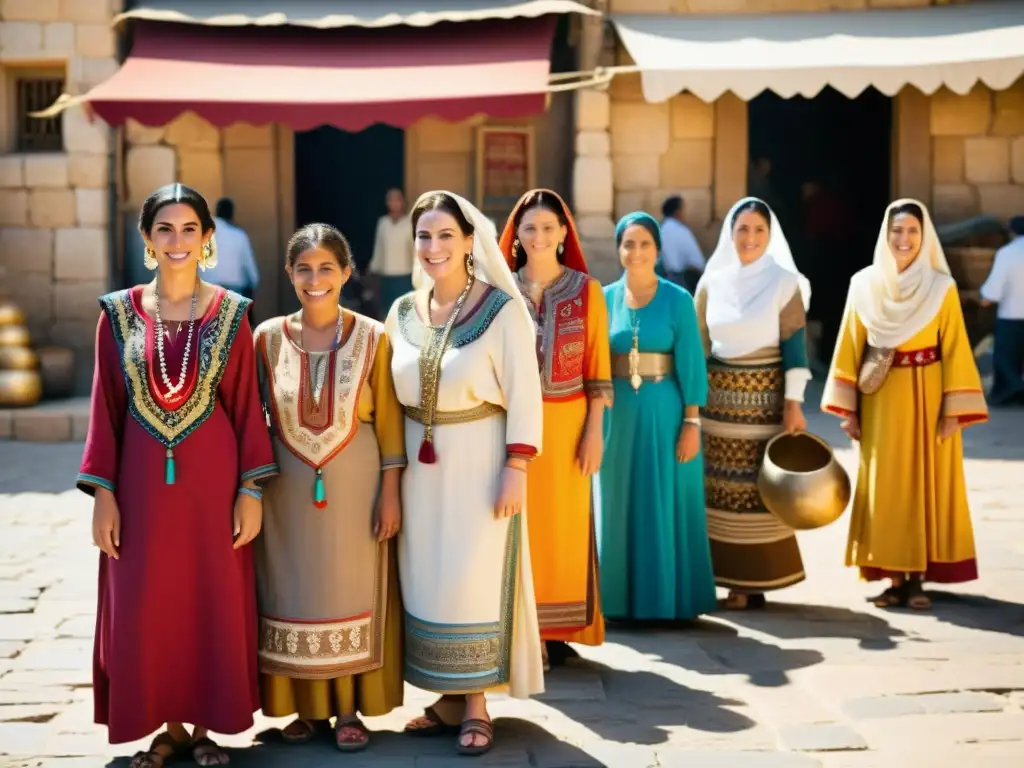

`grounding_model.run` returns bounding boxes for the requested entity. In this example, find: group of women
[78,181,987,766]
